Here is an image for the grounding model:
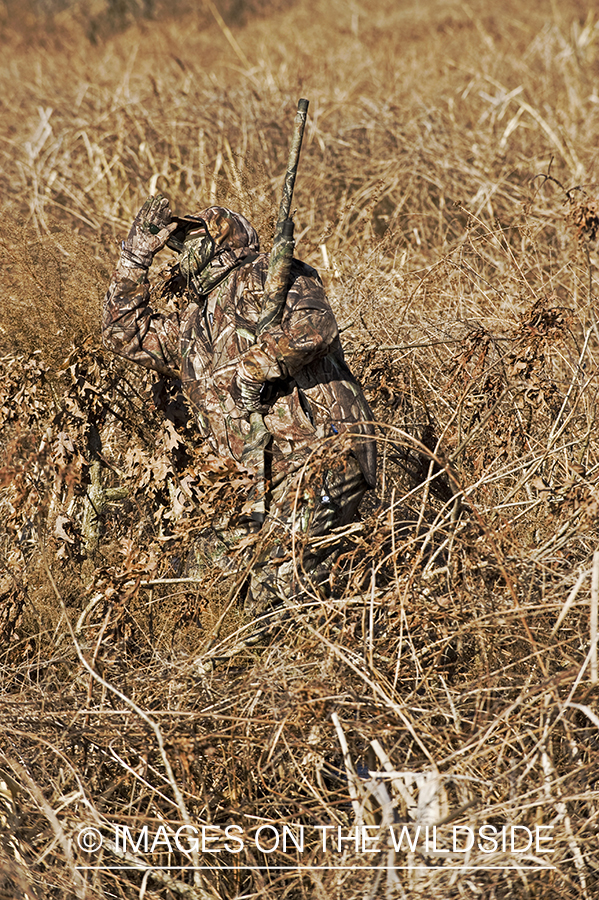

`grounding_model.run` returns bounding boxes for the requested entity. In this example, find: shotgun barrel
[257,98,309,335]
